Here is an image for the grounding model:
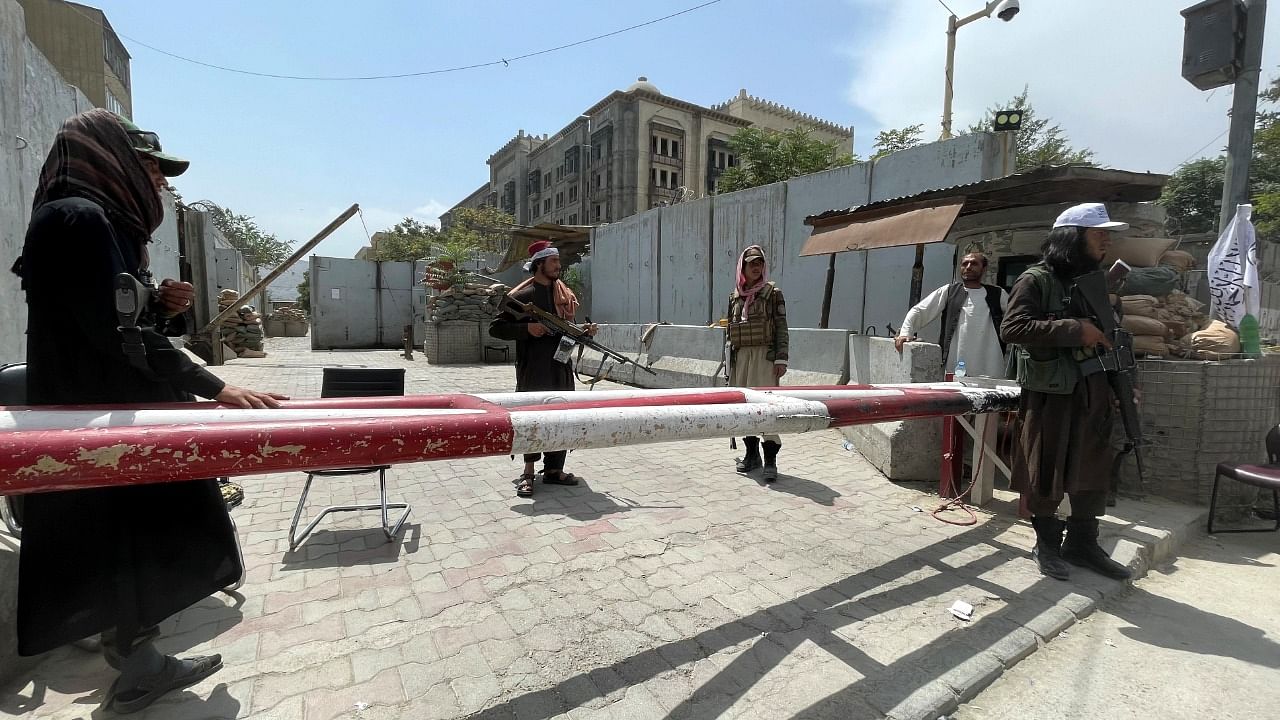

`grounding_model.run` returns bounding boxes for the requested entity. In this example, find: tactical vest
[727,283,777,348]
[1007,264,1082,395]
